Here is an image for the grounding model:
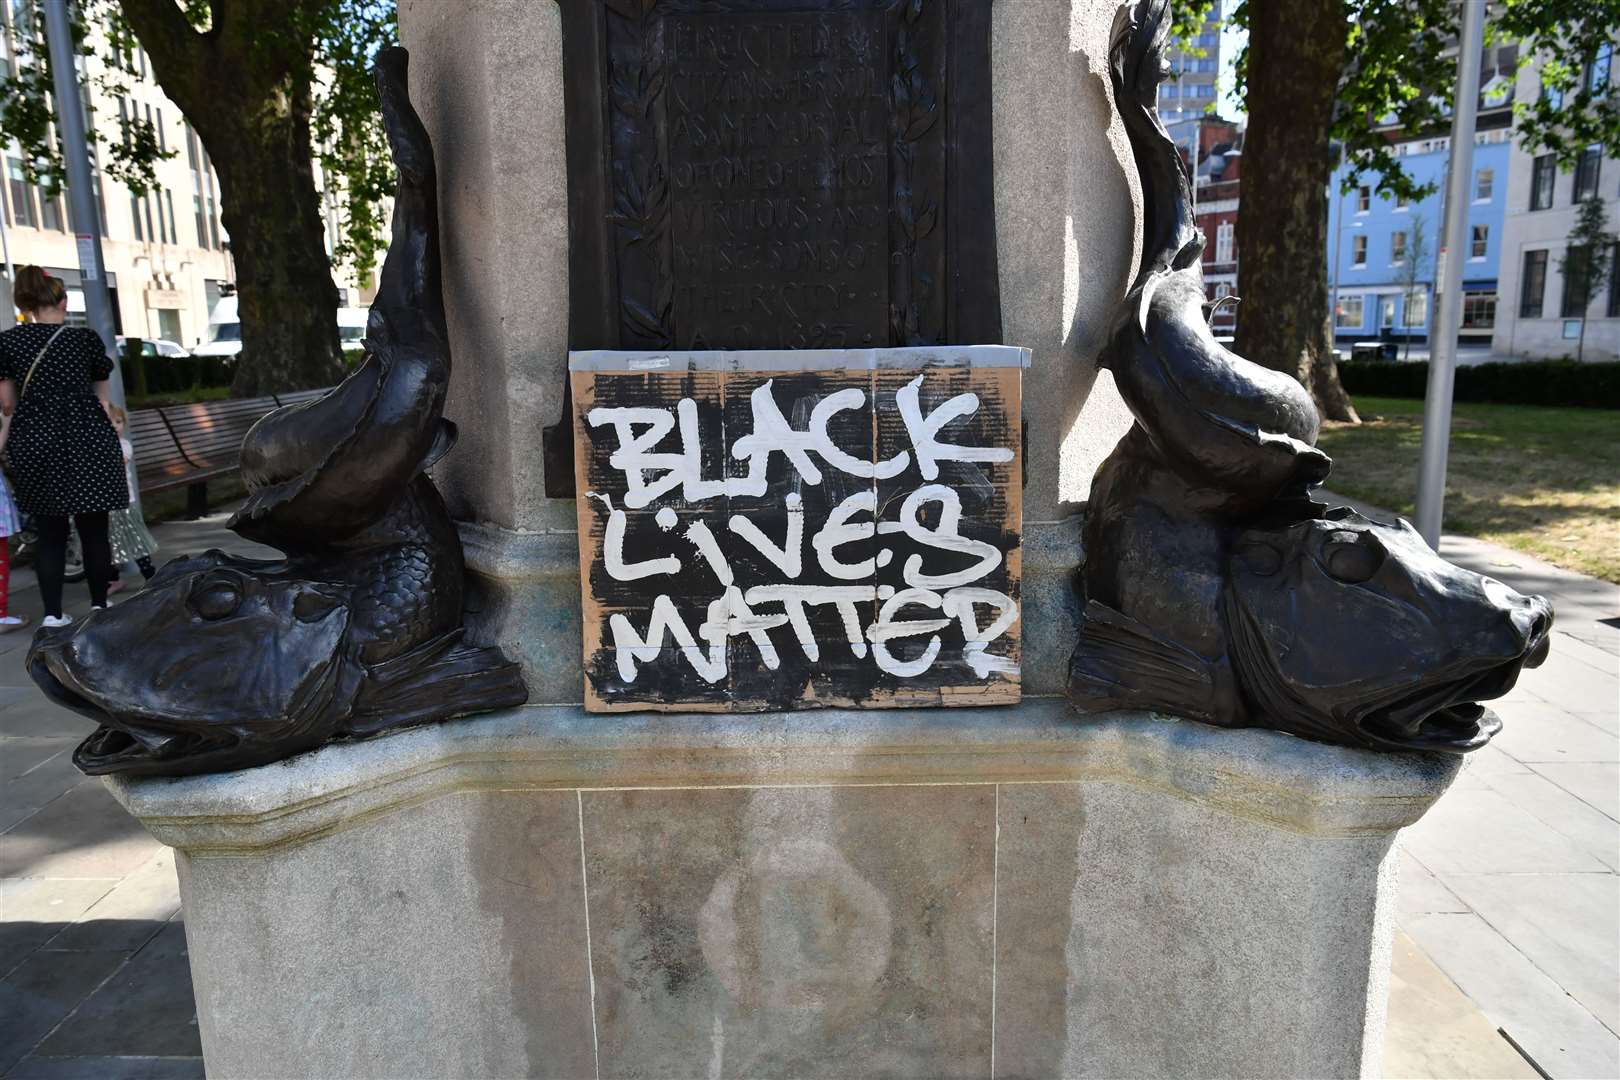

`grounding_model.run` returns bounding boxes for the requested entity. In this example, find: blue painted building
[1328,133,1511,348]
